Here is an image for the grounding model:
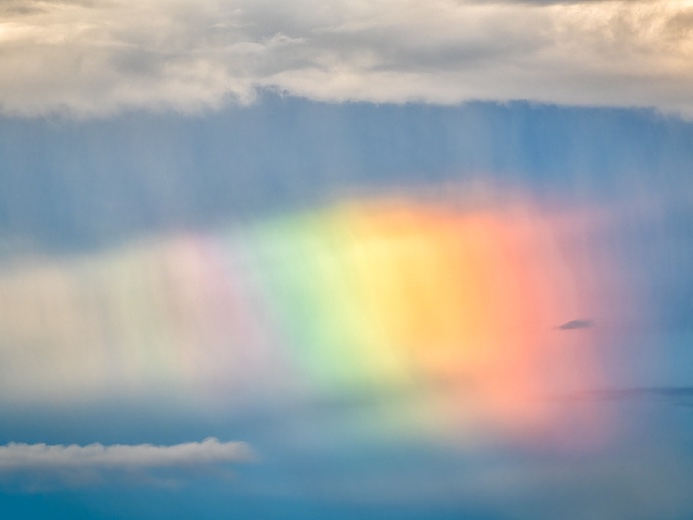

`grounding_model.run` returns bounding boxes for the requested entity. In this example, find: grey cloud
[557,319,594,330]
[0,438,254,471]
[1,0,693,116]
